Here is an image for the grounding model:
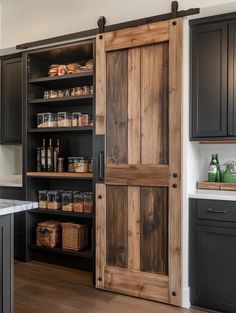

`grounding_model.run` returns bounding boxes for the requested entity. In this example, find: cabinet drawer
[197,199,236,222]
